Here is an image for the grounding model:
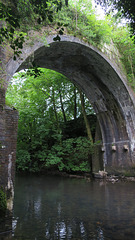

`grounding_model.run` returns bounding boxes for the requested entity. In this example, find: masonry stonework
[0,88,18,207]
[1,35,135,231]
